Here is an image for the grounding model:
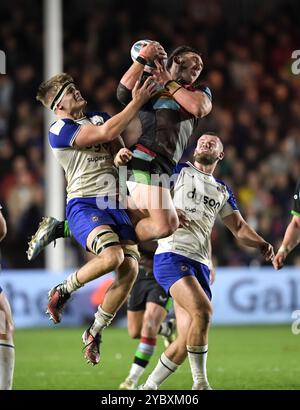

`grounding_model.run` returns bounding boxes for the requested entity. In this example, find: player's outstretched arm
[152,61,212,118]
[223,211,274,262]
[171,86,212,118]
[273,215,300,270]
[118,42,167,93]
[74,77,157,148]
